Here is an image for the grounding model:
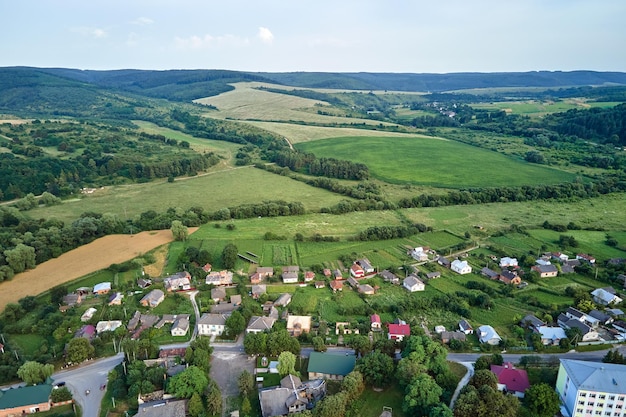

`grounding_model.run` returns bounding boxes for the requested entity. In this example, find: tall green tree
[357,350,394,388]
[17,361,54,385]
[403,373,442,416]
[221,243,238,269]
[205,379,222,416]
[277,351,297,377]
[4,243,36,273]
[170,220,188,241]
[341,371,365,402]
[524,383,561,417]
[238,370,254,397]
[187,392,204,417]
[225,310,246,336]
[66,337,95,363]
[168,366,208,398]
